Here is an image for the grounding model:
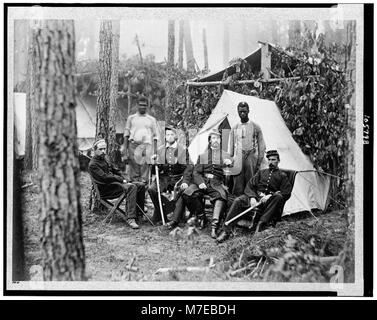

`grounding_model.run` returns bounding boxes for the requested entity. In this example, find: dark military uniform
[183,147,232,236]
[221,167,292,232]
[148,142,193,223]
[88,155,145,219]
